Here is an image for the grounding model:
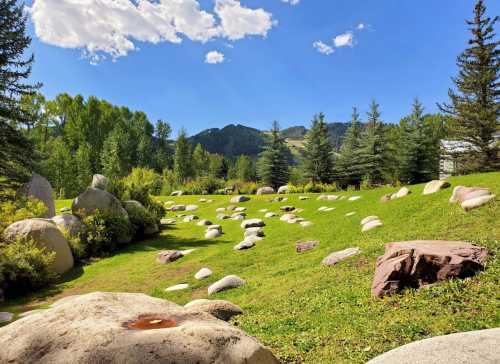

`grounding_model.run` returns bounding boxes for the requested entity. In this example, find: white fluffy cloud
[27,0,275,62]
[333,31,354,47]
[205,50,225,64]
[281,0,300,5]
[357,23,365,30]
[313,41,333,55]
